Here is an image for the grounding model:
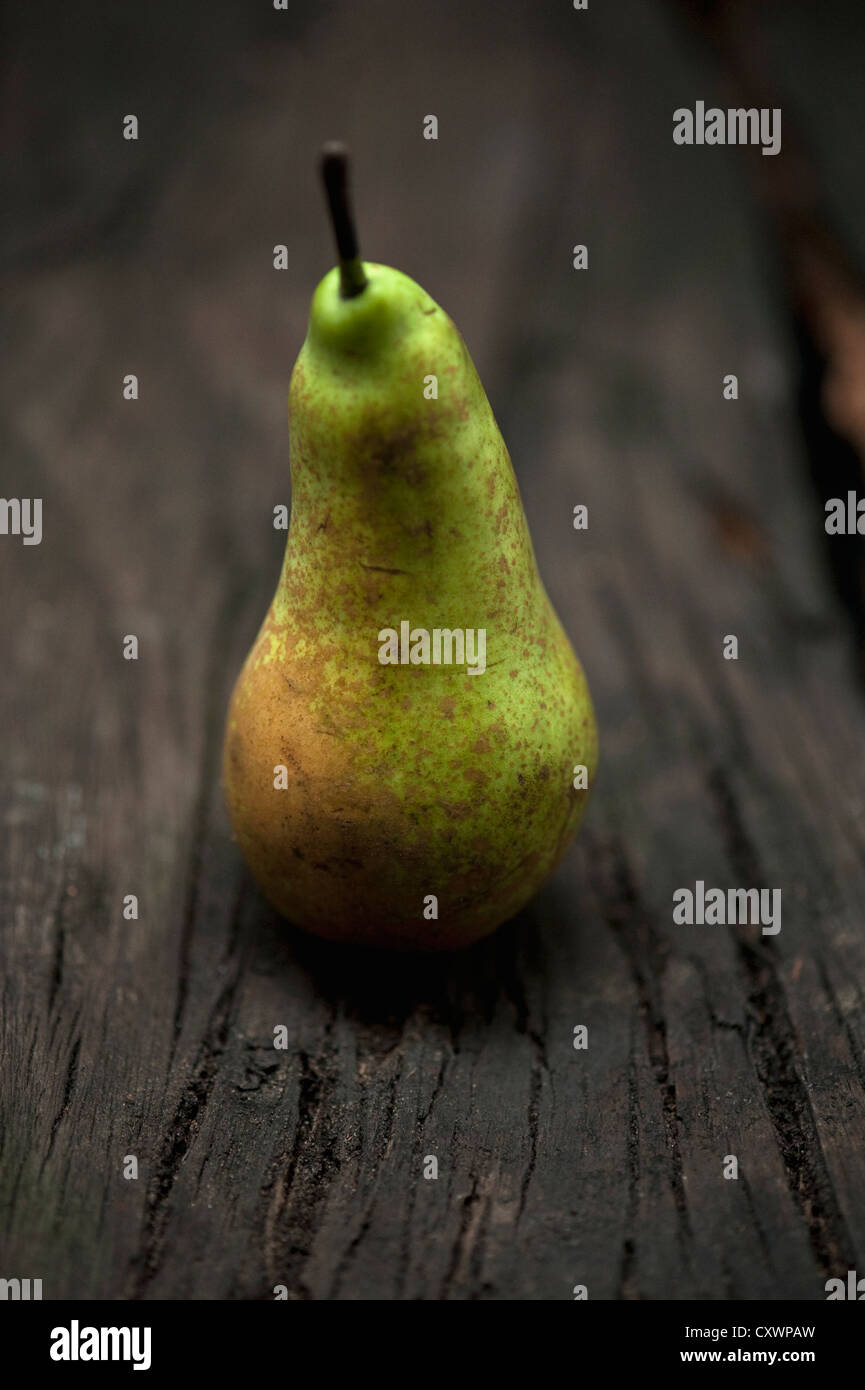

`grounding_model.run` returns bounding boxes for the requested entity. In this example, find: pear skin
[223,260,598,949]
